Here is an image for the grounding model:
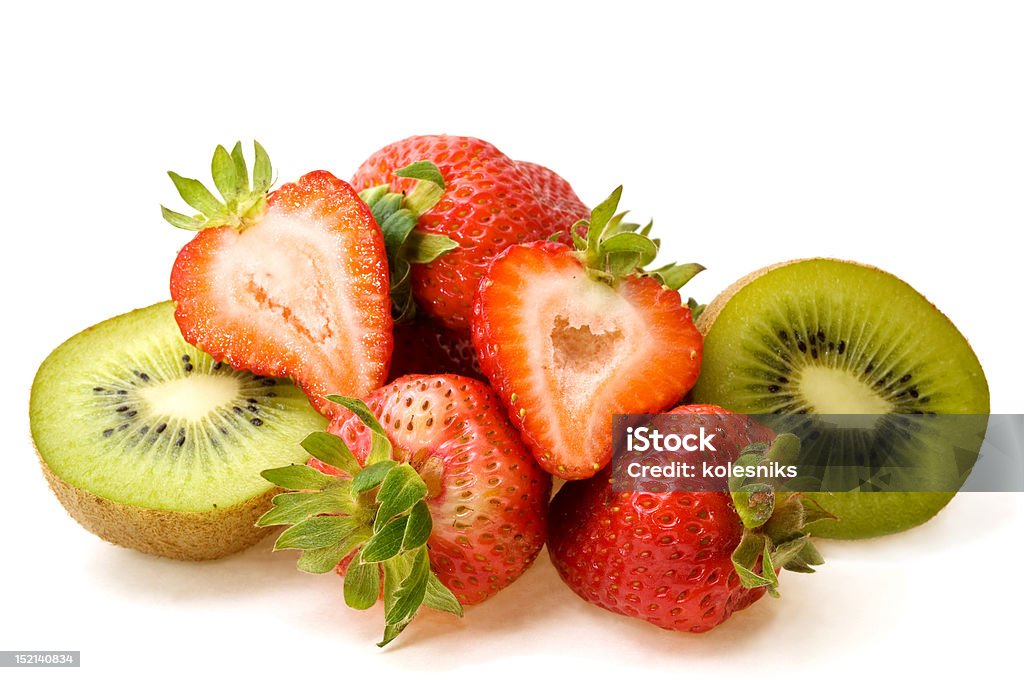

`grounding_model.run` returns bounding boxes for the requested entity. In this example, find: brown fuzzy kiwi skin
[36,448,275,561]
